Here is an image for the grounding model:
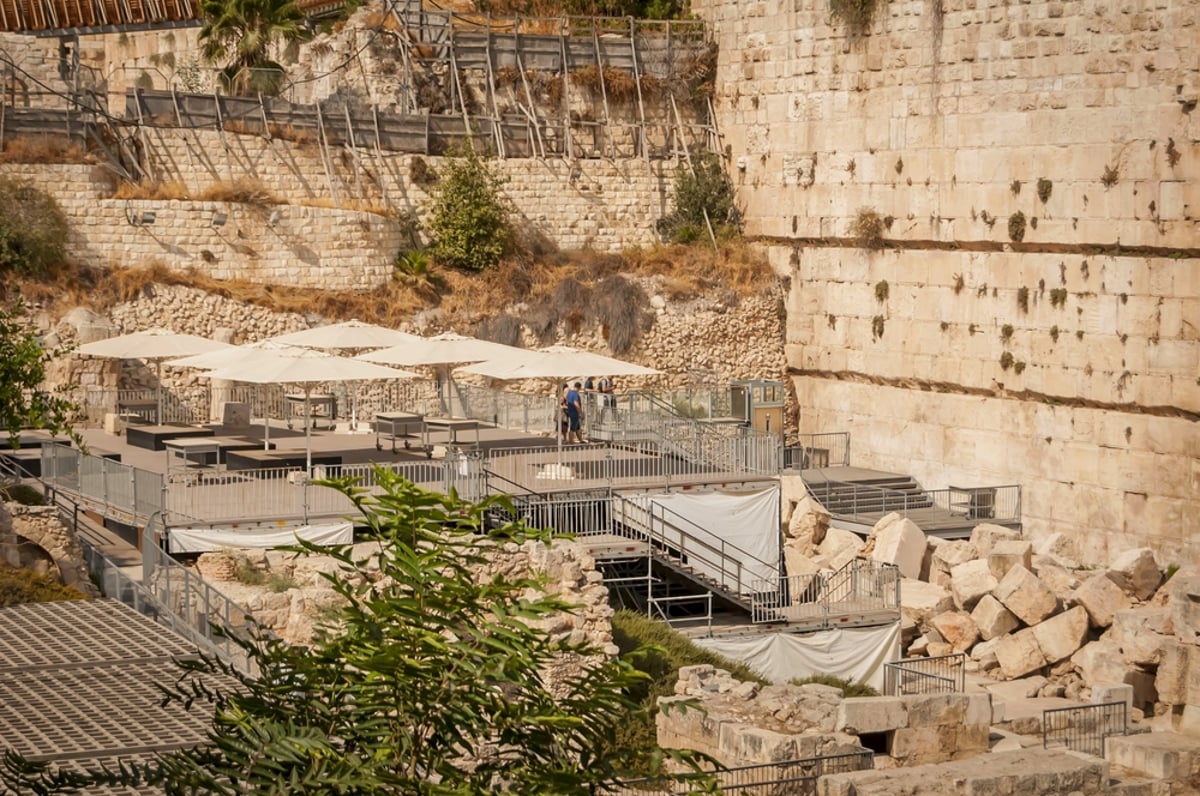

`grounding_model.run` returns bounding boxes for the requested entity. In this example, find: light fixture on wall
[211,210,228,227]
[267,209,282,227]
[568,162,582,184]
[126,207,157,226]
